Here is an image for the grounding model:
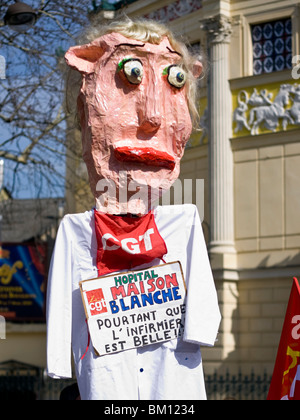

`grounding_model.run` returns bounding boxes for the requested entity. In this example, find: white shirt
[46,204,221,400]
